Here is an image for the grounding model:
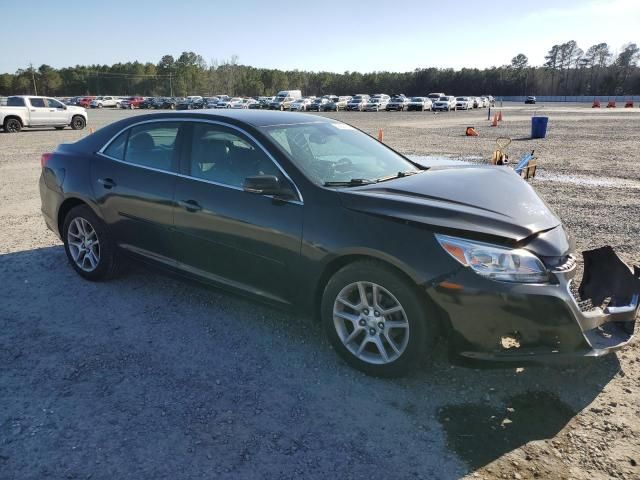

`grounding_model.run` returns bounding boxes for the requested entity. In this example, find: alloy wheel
[67,217,101,272]
[5,119,21,132]
[333,281,409,365]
